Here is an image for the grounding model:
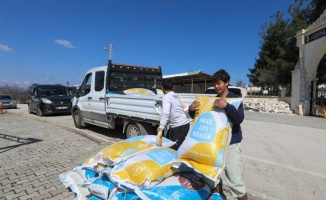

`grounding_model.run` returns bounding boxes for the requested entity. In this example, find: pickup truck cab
[71,61,163,138]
